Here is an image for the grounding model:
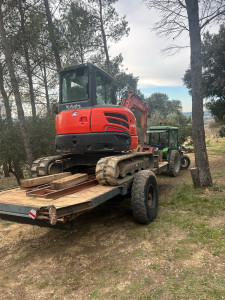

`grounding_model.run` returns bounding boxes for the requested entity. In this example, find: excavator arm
[121,90,149,147]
